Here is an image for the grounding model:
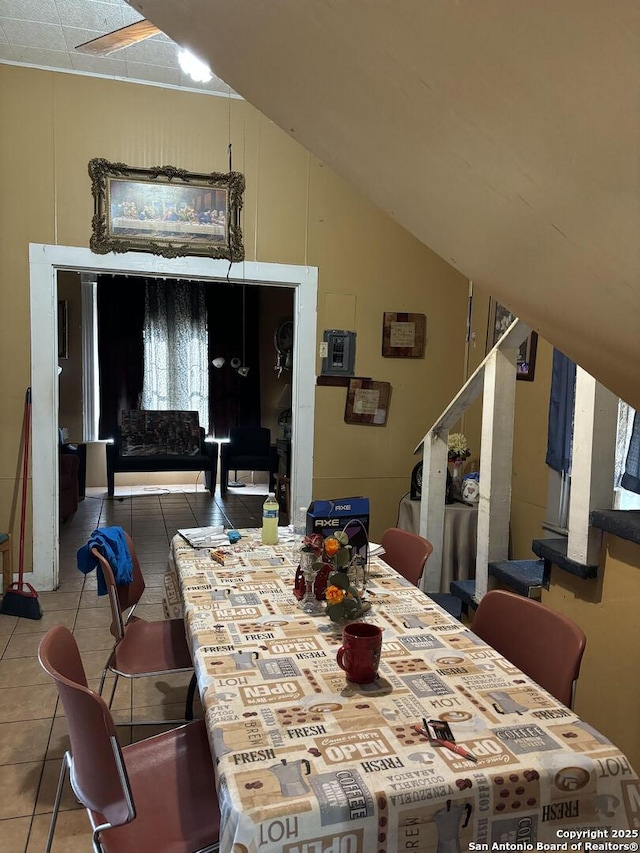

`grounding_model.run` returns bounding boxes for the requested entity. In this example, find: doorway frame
[30,243,317,591]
